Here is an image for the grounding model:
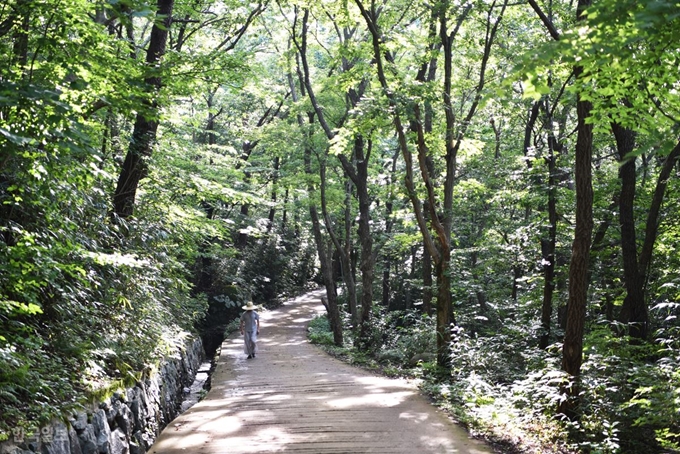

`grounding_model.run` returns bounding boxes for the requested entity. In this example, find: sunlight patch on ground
[261,393,292,402]
[209,427,302,453]
[399,410,430,423]
[192,415,243,434]
[353,375,413,390]
[326,391,414,408]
